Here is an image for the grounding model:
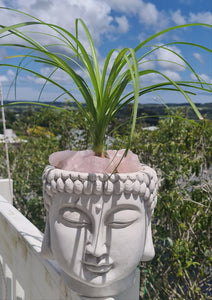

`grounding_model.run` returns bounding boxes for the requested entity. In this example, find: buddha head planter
[41,164,158,298]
